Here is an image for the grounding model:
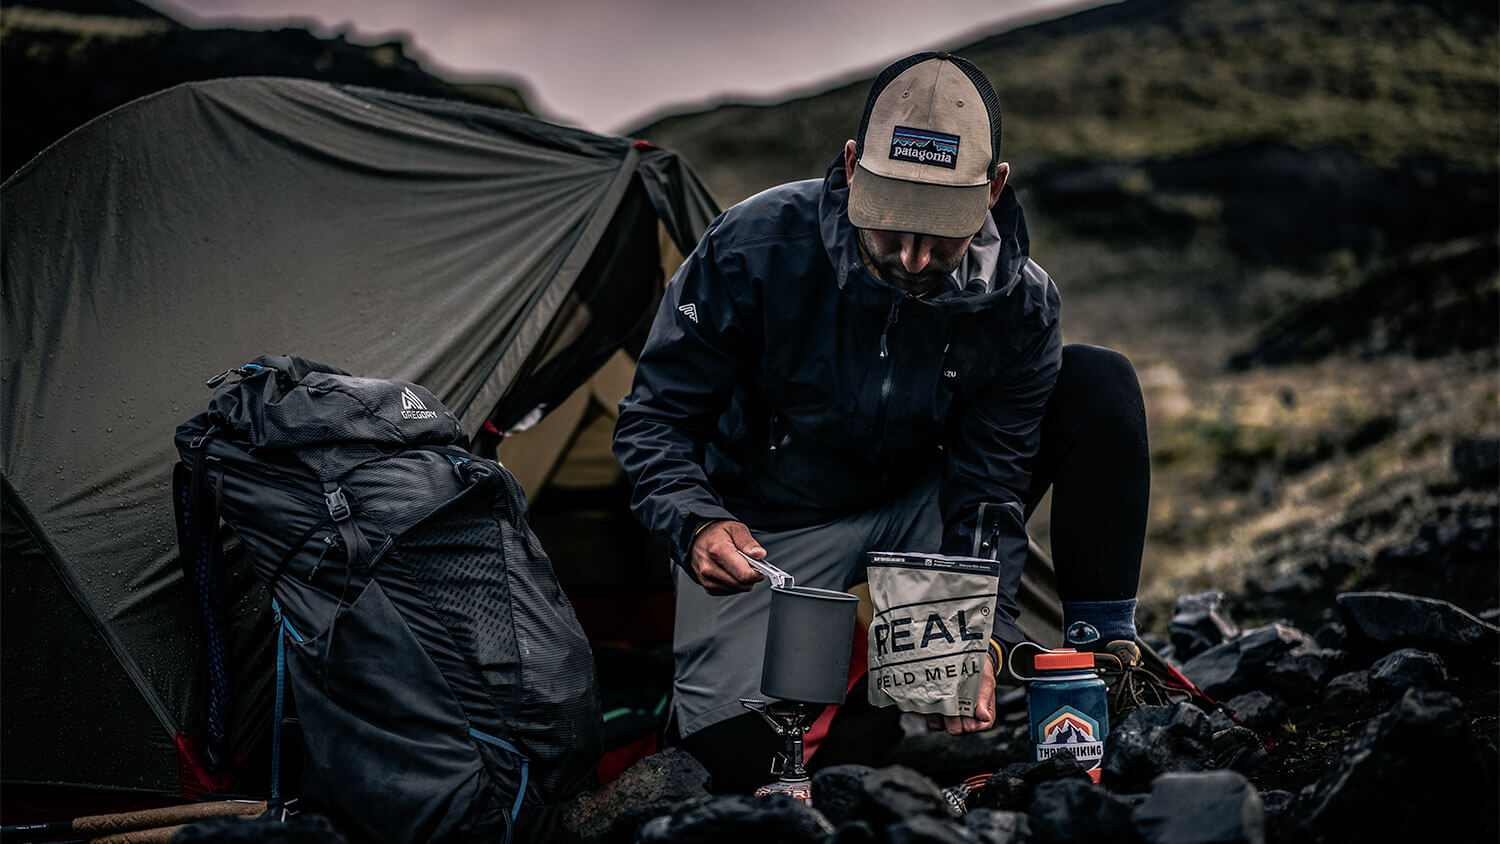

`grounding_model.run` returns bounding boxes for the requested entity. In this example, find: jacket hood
[818,154,1033,313]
